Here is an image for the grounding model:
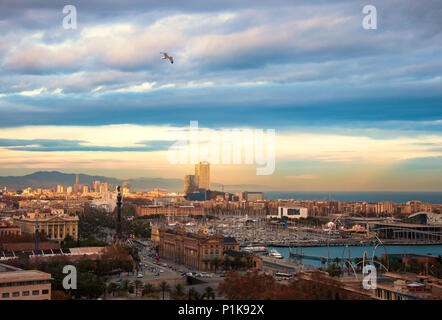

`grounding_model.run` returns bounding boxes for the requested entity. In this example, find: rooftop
[0,270,51,282]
